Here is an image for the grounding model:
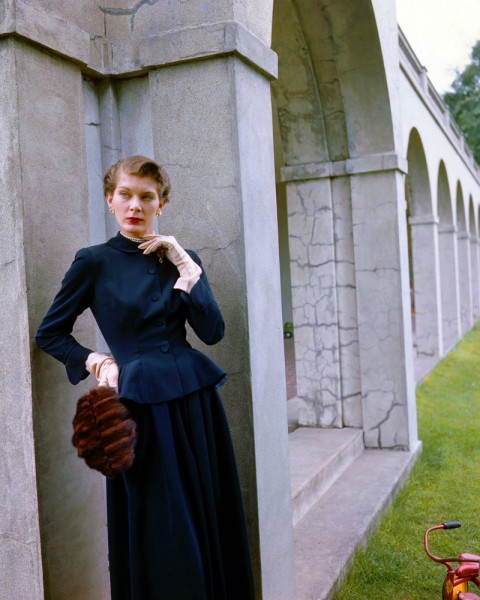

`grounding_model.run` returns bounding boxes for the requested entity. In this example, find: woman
[36,156,255,600]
